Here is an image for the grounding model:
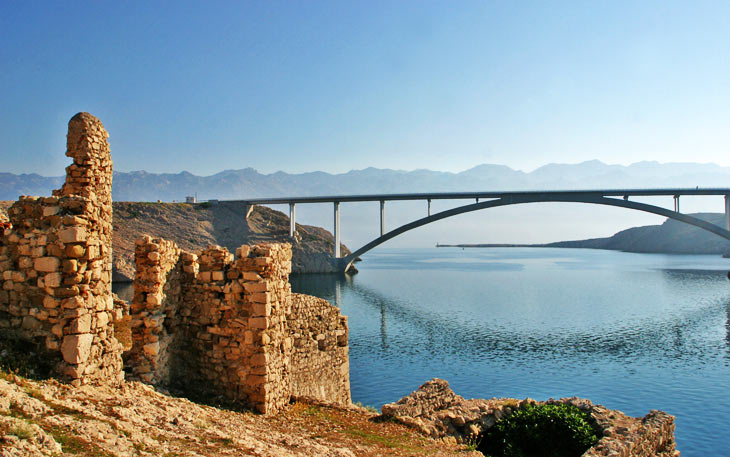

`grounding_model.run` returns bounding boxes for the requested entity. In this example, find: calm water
[291,248,730,457]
